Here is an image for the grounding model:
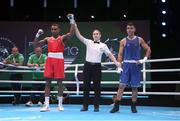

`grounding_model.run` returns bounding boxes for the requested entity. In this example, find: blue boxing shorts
[119,62,141,87]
